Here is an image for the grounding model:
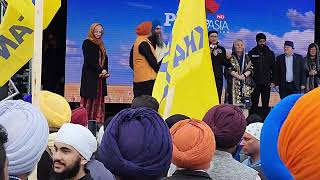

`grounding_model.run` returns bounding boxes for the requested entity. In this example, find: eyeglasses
[94,30,102,33]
